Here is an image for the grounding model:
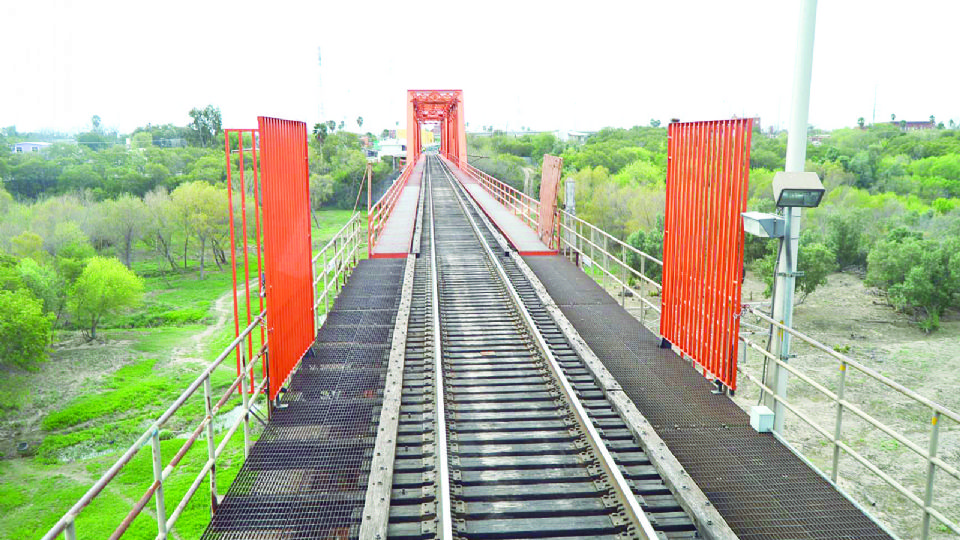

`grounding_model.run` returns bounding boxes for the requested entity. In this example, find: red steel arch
[407,89,466,165]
